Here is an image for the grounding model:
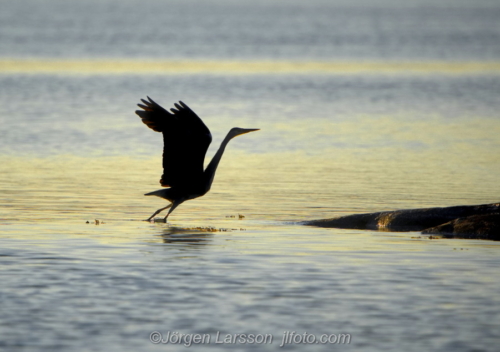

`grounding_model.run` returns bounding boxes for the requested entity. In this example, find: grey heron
[136,97,259,222]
